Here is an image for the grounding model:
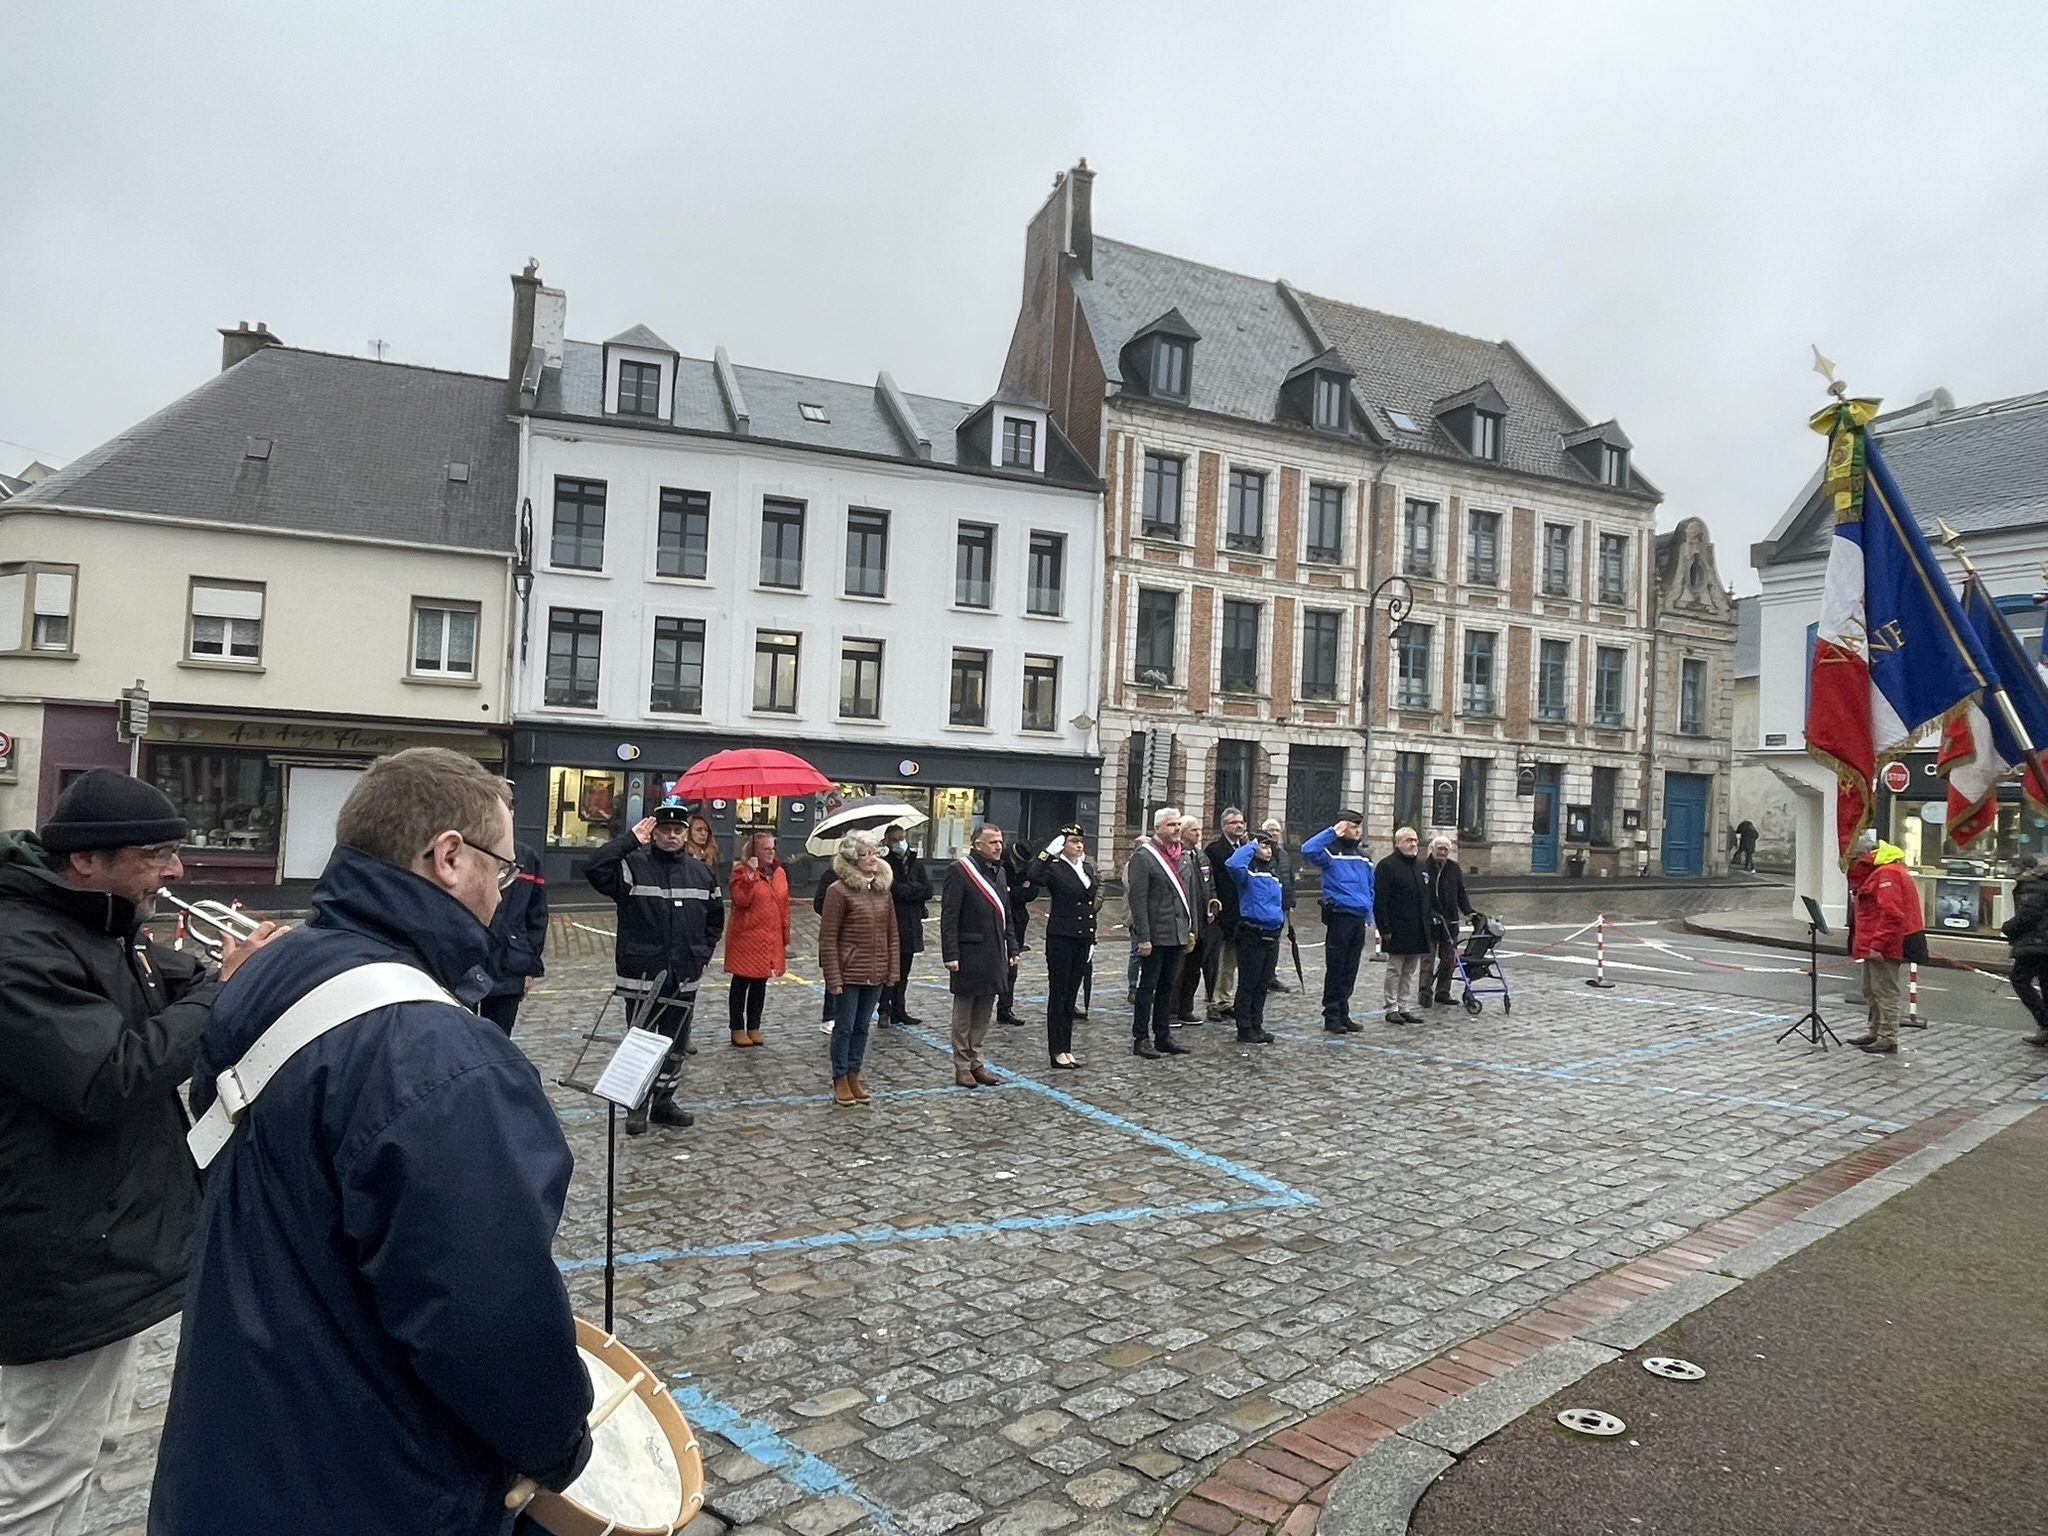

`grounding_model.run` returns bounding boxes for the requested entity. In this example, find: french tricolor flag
[1804,418,1992,863]
[1938,576,2048,844]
